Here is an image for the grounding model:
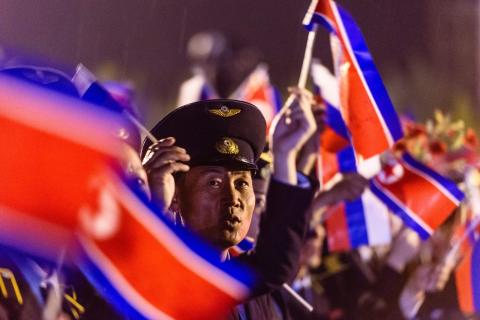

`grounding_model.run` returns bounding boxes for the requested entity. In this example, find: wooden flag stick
[280,26,318,115]
[282,283,314,312]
